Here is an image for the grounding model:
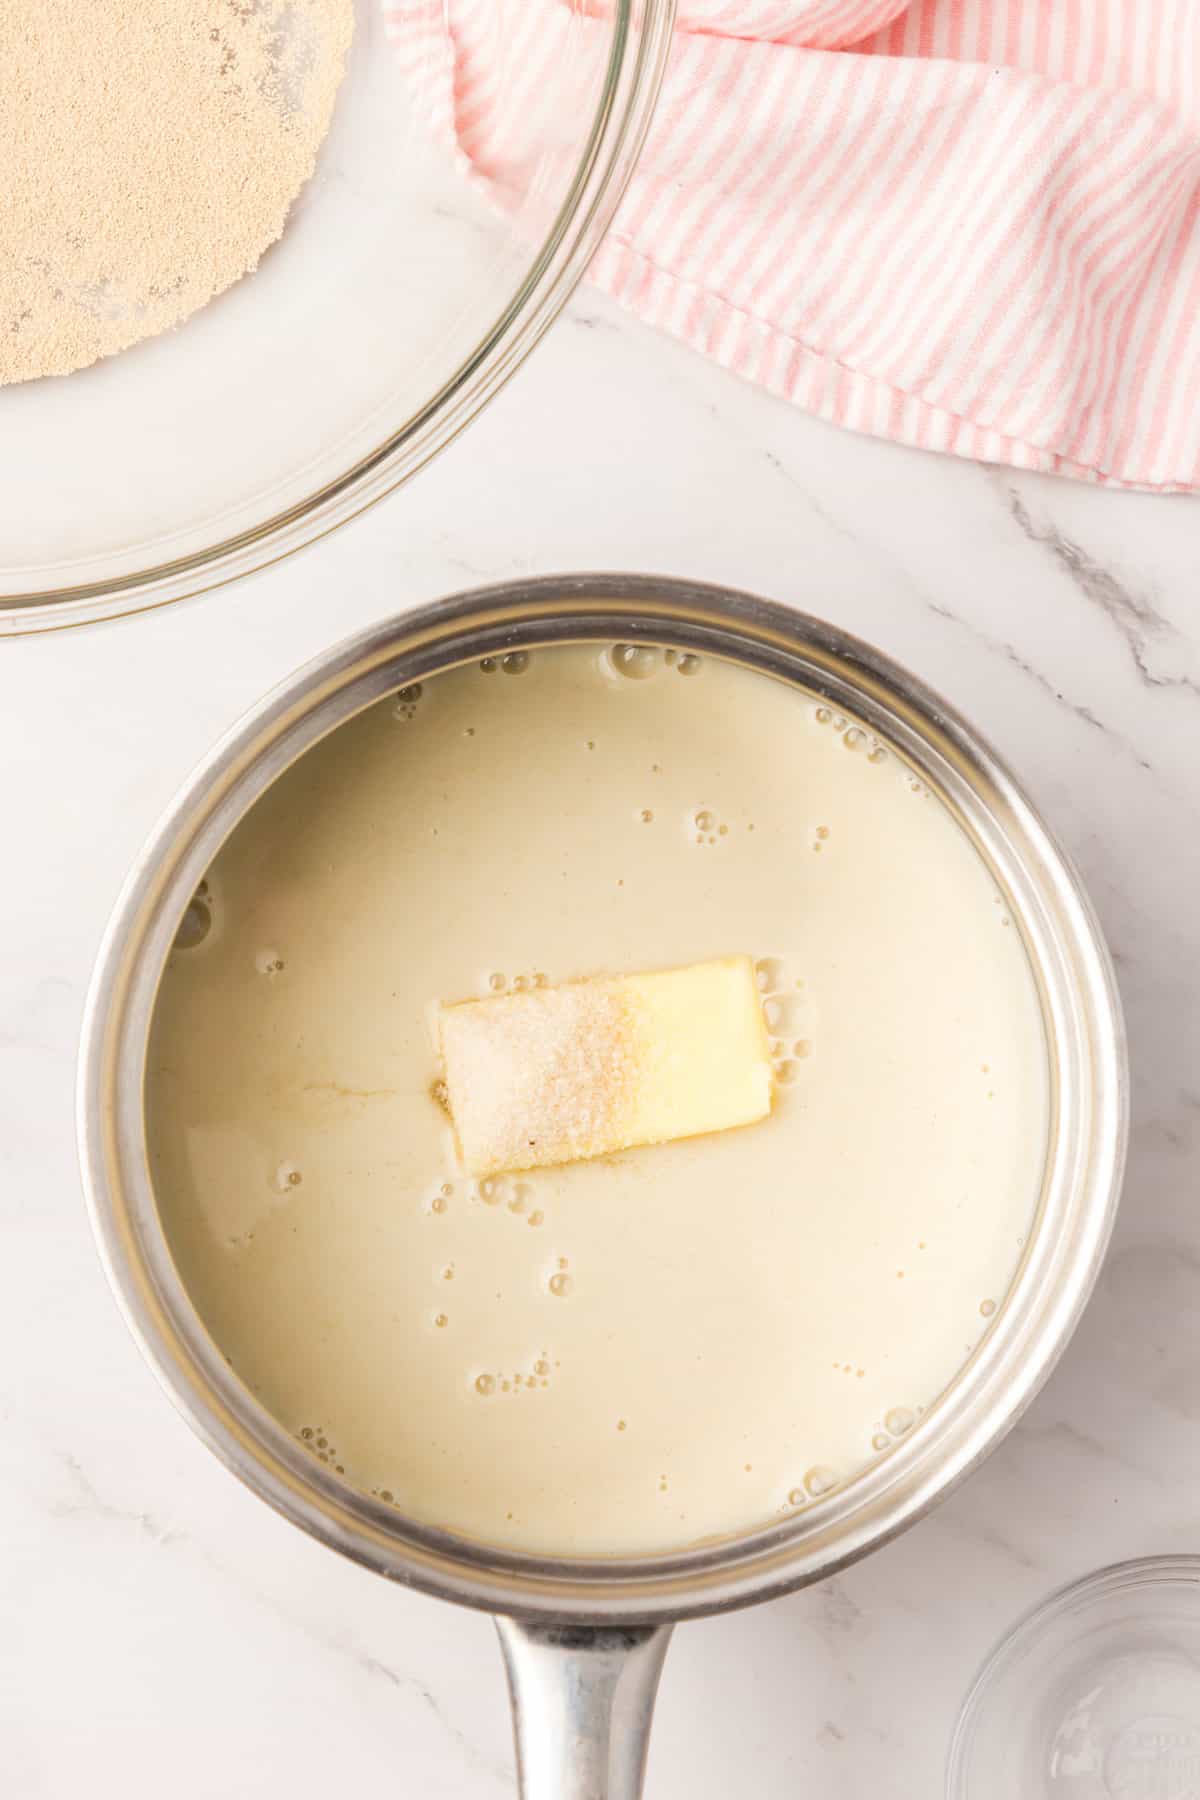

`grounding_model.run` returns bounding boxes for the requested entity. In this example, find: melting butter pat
[439,955,773,1176]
